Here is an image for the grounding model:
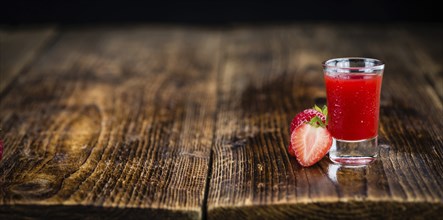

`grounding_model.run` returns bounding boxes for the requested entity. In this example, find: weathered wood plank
[0,26,220,219]
[0,27,56,93]
[208,25,443,219]
[1,24,442,219]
